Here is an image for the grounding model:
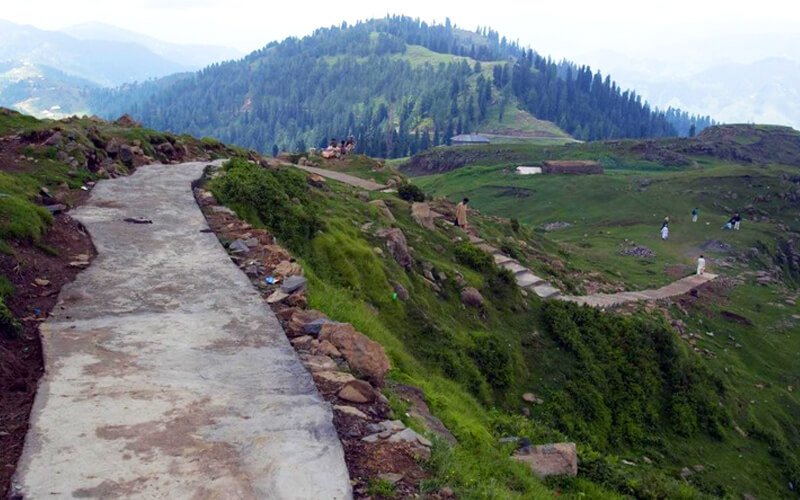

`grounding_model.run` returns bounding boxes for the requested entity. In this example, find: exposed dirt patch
[720,310,754,326]
[0,214,95,494]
